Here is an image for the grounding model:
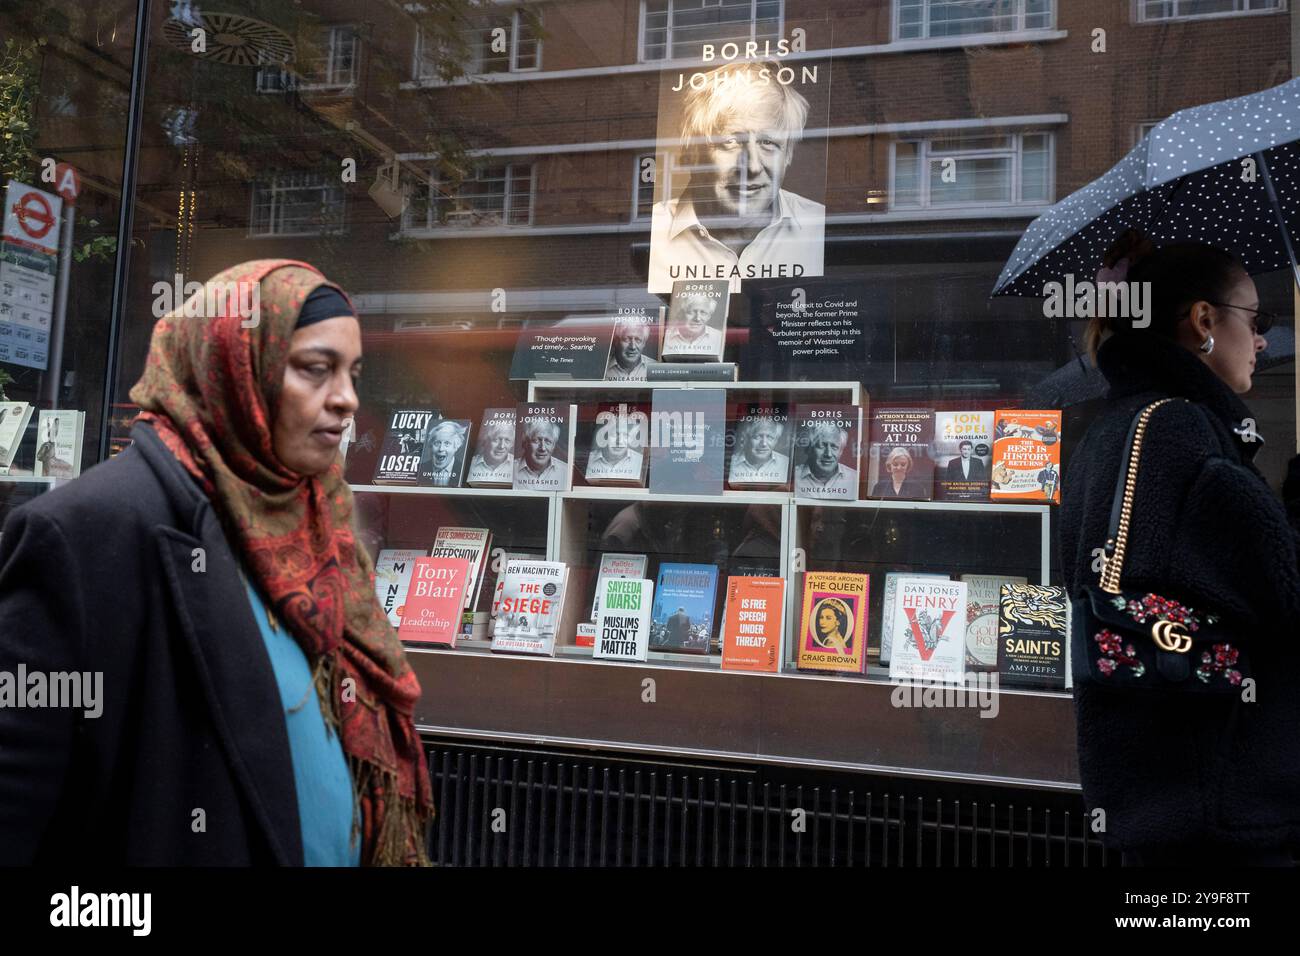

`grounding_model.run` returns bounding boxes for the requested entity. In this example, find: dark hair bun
[1102,227,1155,269]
